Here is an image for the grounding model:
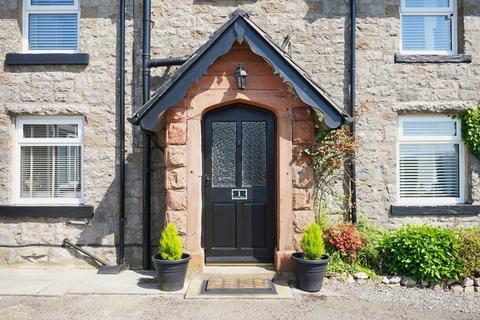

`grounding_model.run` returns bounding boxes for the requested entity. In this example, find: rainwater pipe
[118,0,126,266]
[350,0,357,223]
